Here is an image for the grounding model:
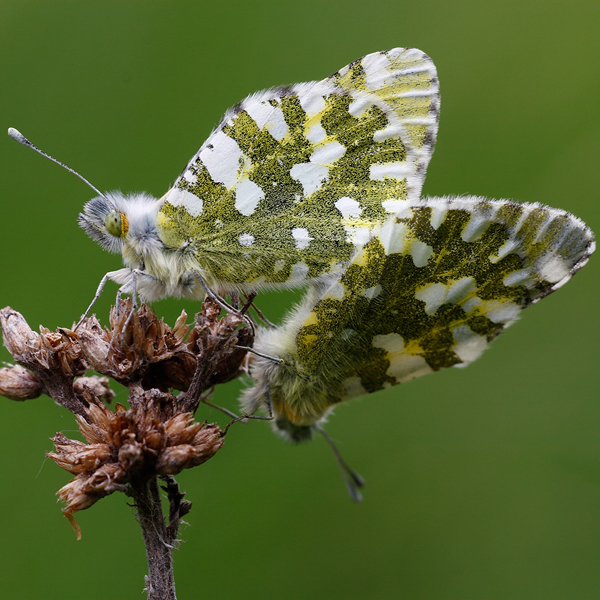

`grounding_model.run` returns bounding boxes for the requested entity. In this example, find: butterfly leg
[120,269,139,343]
[199,390,274,425]
[315,423,365,503]
[206,386,274,430]
[199,389,242,420]
[192,271,239,314]
[233,345,283,364]
[191,271,256,335]
[75,273,110,329]
[246,298,277,328]
[241,291,279,330]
